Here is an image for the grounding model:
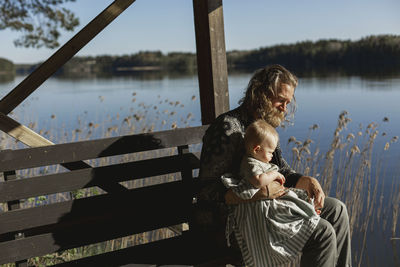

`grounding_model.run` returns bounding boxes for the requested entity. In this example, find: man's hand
[274,171,286,185]
[295,176,325,210]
